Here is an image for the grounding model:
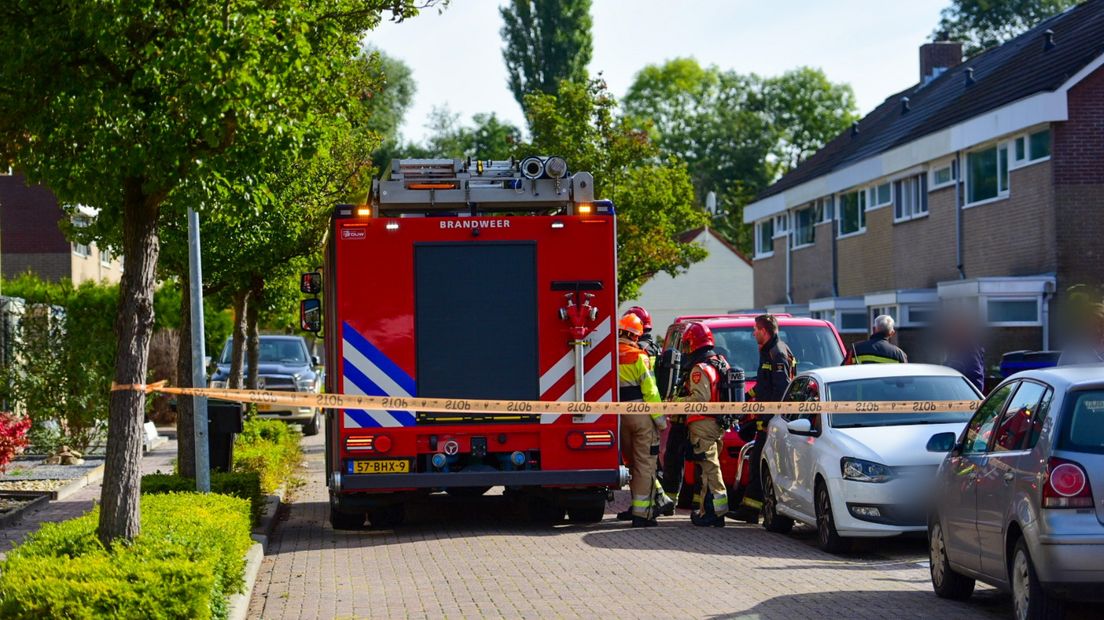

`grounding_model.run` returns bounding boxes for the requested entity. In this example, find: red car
[660,315,847,495]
